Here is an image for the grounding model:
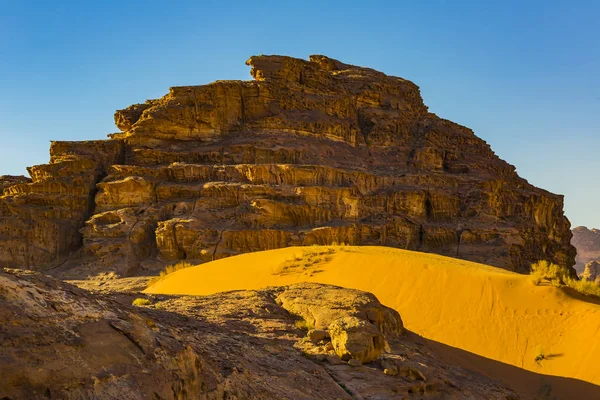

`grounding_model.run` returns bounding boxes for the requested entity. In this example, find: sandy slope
[146,246,600,395]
